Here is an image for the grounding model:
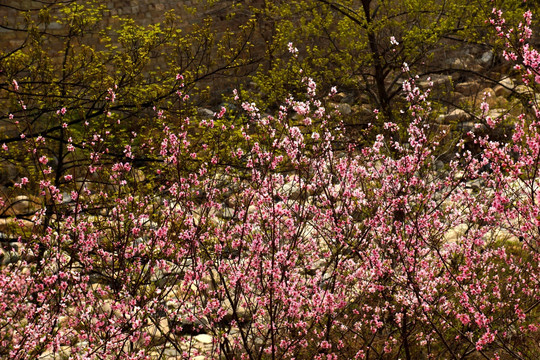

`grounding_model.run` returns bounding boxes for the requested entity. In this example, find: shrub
[0,6,539,360]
